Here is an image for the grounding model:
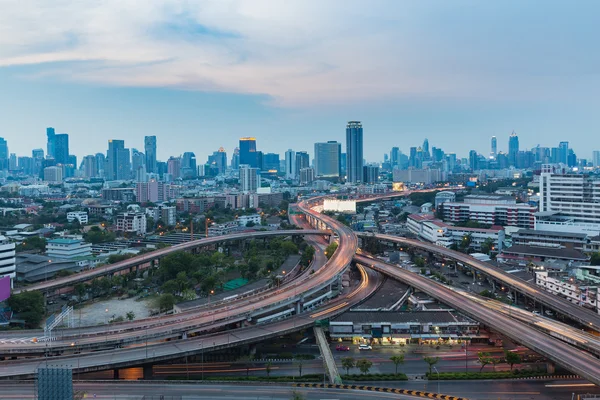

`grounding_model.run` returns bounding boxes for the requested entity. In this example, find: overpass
[354,253,600,386]
[15,229,329,294]
[357,232,600,332]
